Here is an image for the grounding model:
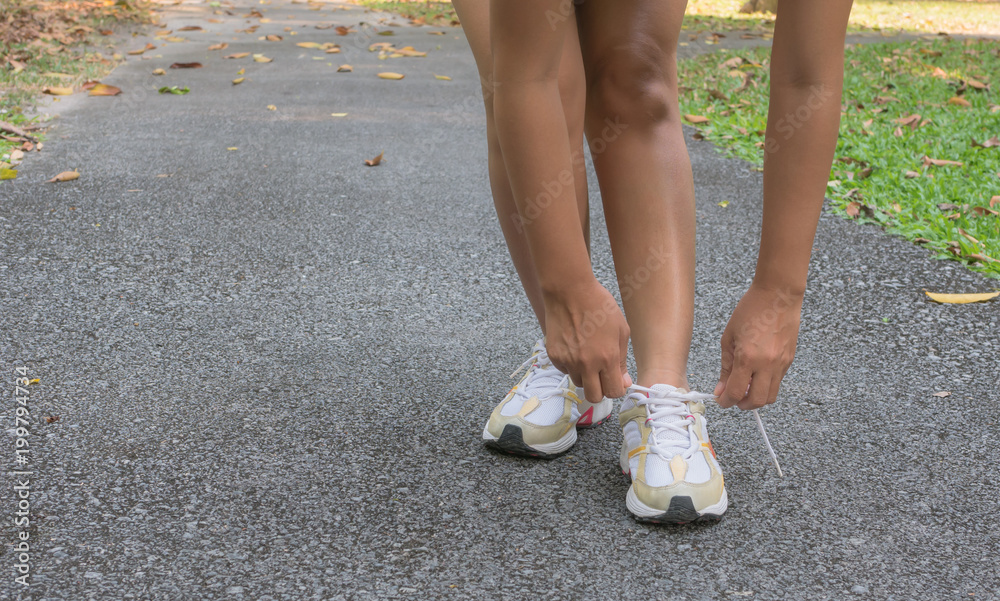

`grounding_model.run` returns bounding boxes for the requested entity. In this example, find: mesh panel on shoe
[499,396,526,417]
[685,451,712,484]
[524,397,567,426]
